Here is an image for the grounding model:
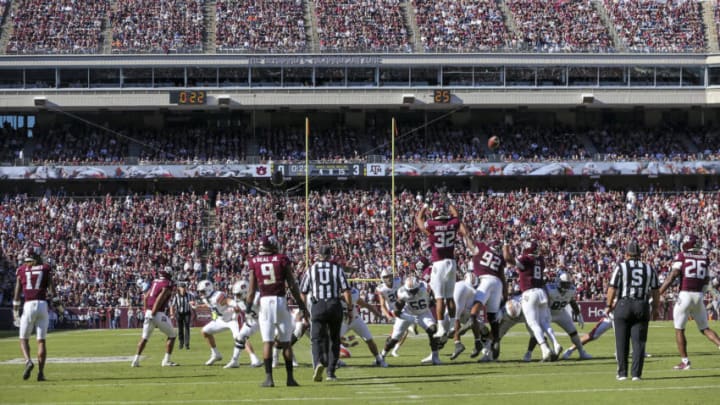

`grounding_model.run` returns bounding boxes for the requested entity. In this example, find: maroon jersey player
[506,240,562,361]
[659,234,720,370]
[246,237,308,388]
[13,248,54,381]
[131,266,178,367]
[416,202,466,339]
[463,236,511,361]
